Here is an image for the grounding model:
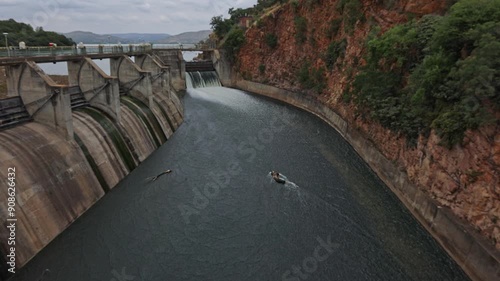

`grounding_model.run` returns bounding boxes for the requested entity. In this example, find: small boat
[271,171,286,184]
